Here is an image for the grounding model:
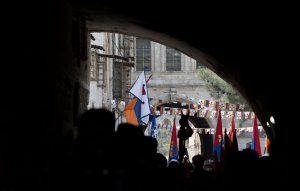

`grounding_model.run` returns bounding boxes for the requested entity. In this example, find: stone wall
[132,39,211,106]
